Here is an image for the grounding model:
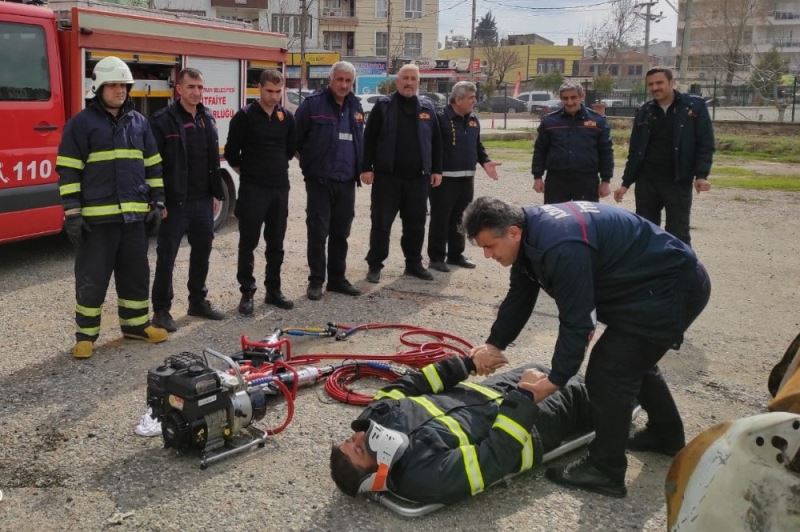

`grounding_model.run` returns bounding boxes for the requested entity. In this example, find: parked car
[600,98,625,108]
[420,91,447,112]
[356,93,384,114]
[516,91,552,112]
[476,95,528,113]
[285,88,314,113]
[530,99,563,116]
